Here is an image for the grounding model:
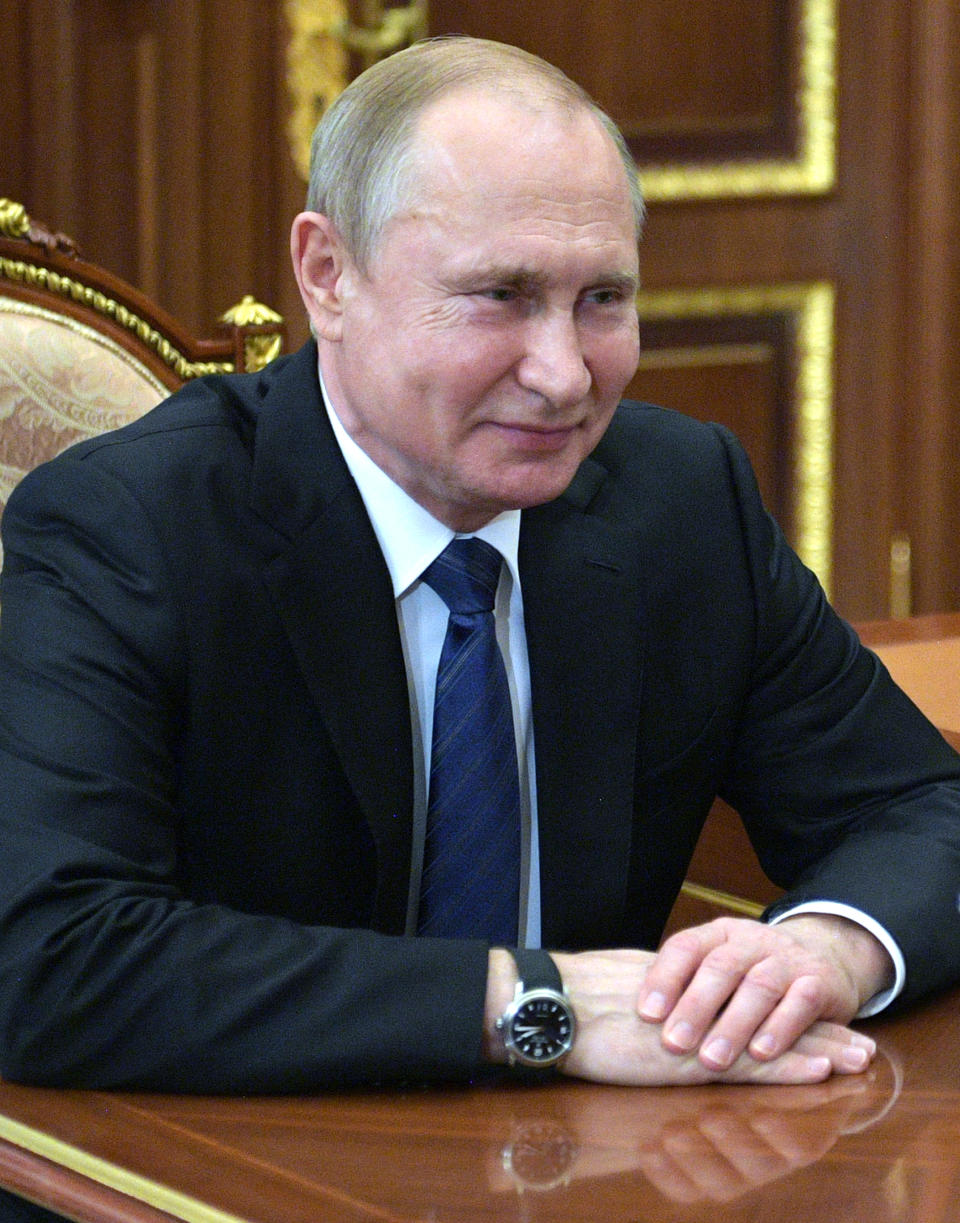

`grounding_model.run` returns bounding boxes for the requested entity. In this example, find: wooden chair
[0,197,284,524]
